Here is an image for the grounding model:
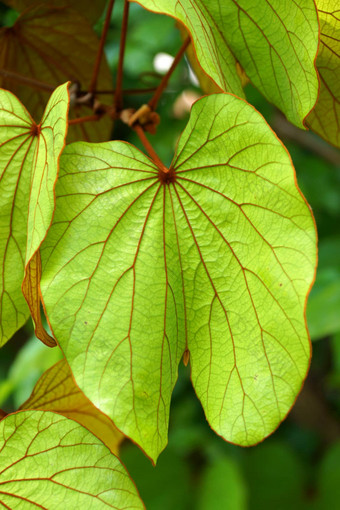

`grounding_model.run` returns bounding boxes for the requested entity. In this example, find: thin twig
[148,36,190,111]
[68,114,101,125]
[115,0,130,111]
[0,69,54,92]
[133,124,169,174]
[95,86,158,95]
[89,0,115,93]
